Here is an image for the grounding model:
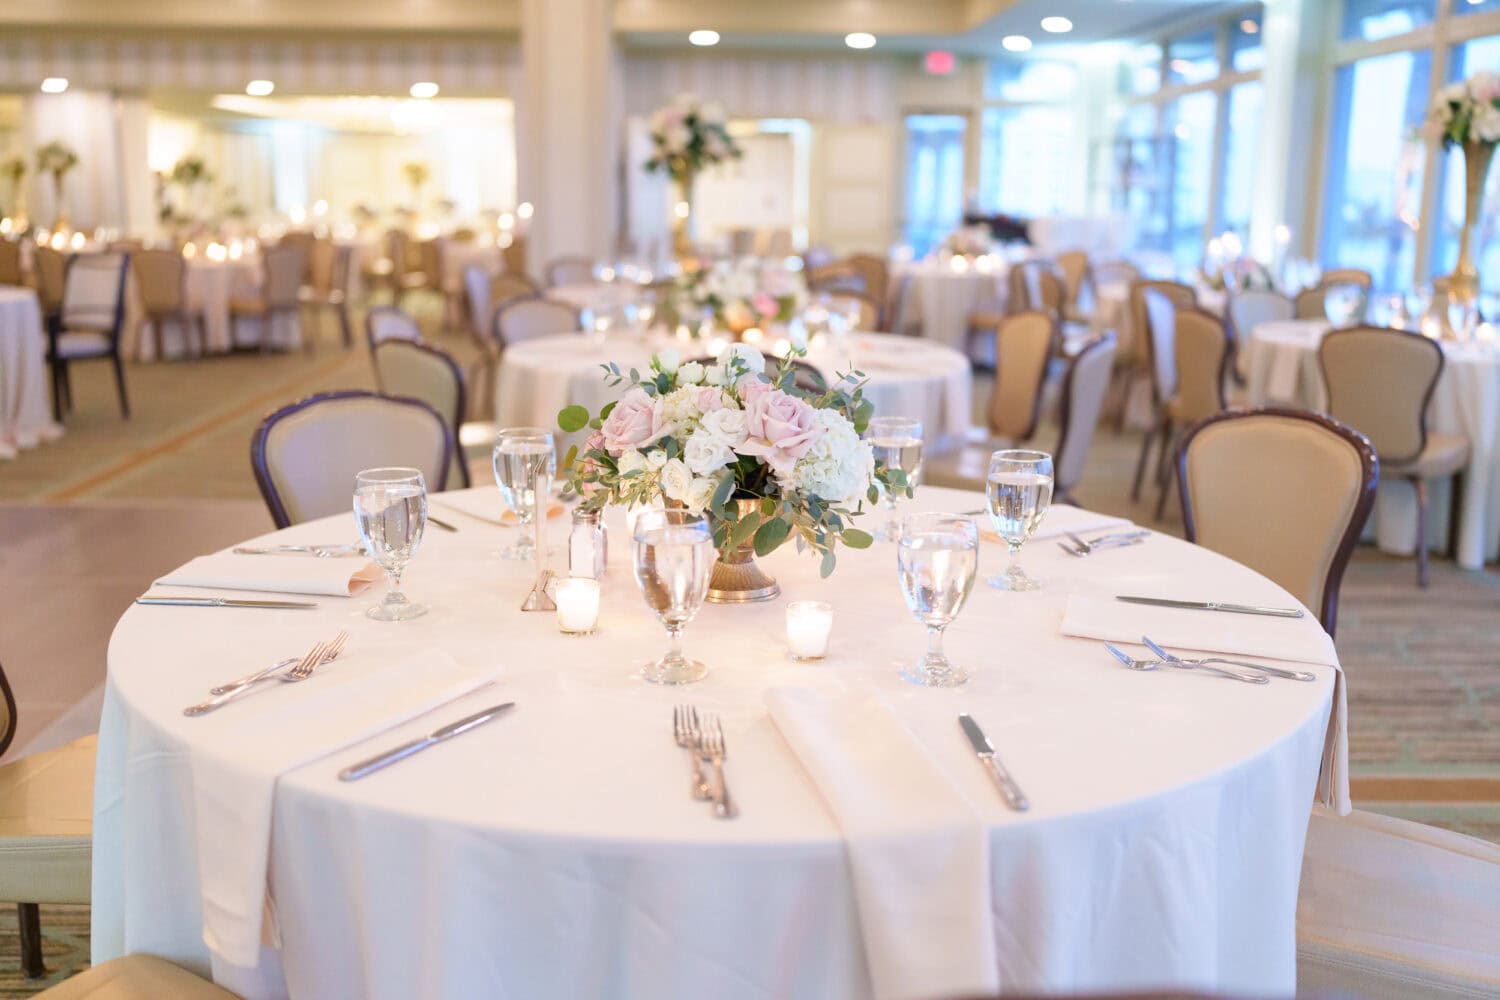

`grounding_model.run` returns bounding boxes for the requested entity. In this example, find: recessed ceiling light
[1240,18,1260,33]
[409,81,439,99]
[689,29,720,46]
[1001,35,1033,52]
[1040,16,1072,33]
[245,79,275,96]
[845,32,877,50]
[40,78,68,94]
